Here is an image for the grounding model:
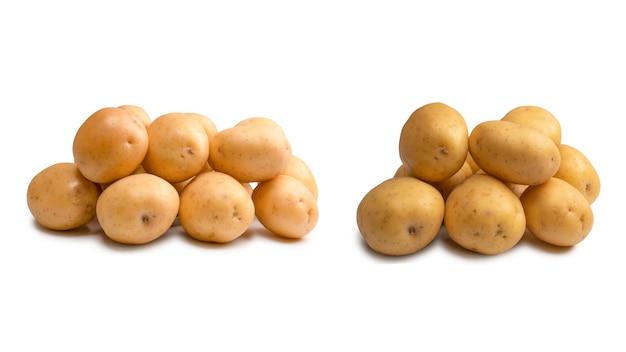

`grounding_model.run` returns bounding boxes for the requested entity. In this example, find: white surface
[2,1,624,351]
